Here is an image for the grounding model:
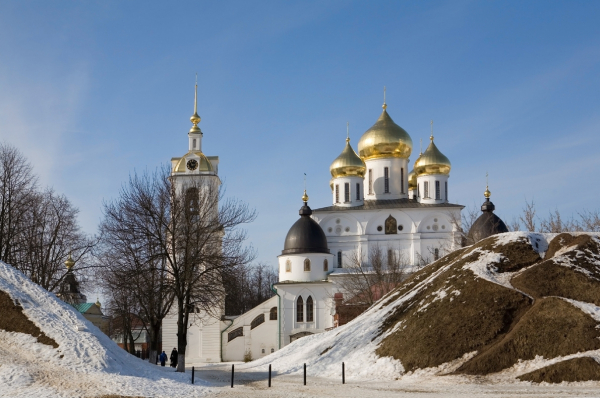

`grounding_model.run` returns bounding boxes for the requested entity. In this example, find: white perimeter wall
[221,296,278,362]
